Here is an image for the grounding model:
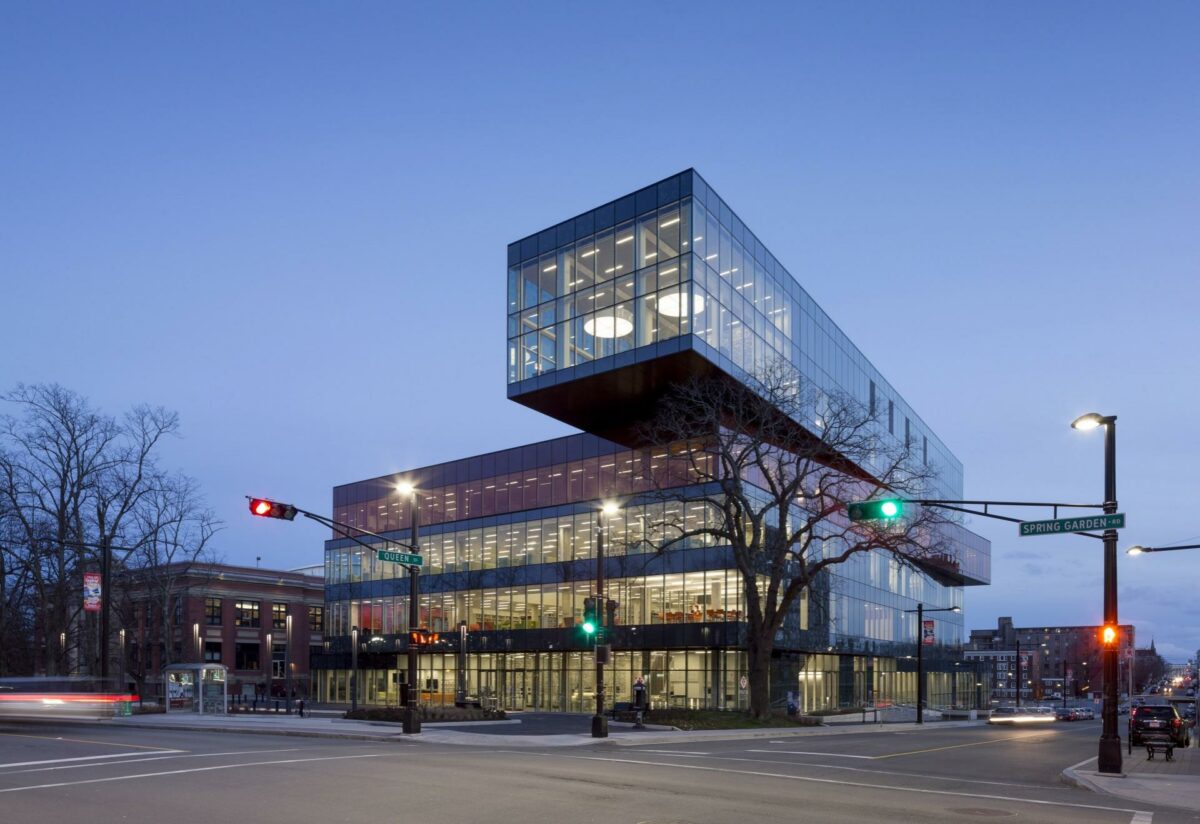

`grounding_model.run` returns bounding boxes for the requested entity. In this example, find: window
[888,400,894,434]
[204,641,222,663]
[869,381,876,417]
[272,643,287,678]
[235,601,260,628]
[309,605,324,633]
[905,418,911,448]
[172,597,182,627]
[923,436,928,465]
[235,642,260,670]
[272,603,288,630]
[205,597,221,626]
